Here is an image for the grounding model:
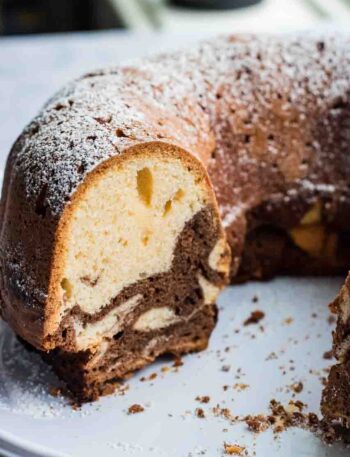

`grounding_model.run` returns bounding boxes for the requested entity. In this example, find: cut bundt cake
[1,33,350,410]
[0,138,229,399]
